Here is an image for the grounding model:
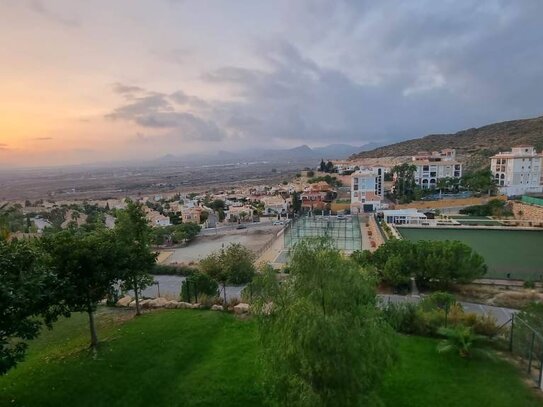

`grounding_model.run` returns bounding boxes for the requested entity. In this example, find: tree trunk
[222,281,227,305]
[87,306,98,348]
[134,277,141,316]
